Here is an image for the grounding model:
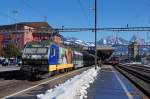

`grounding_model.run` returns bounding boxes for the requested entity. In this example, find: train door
[49,44,59,65]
